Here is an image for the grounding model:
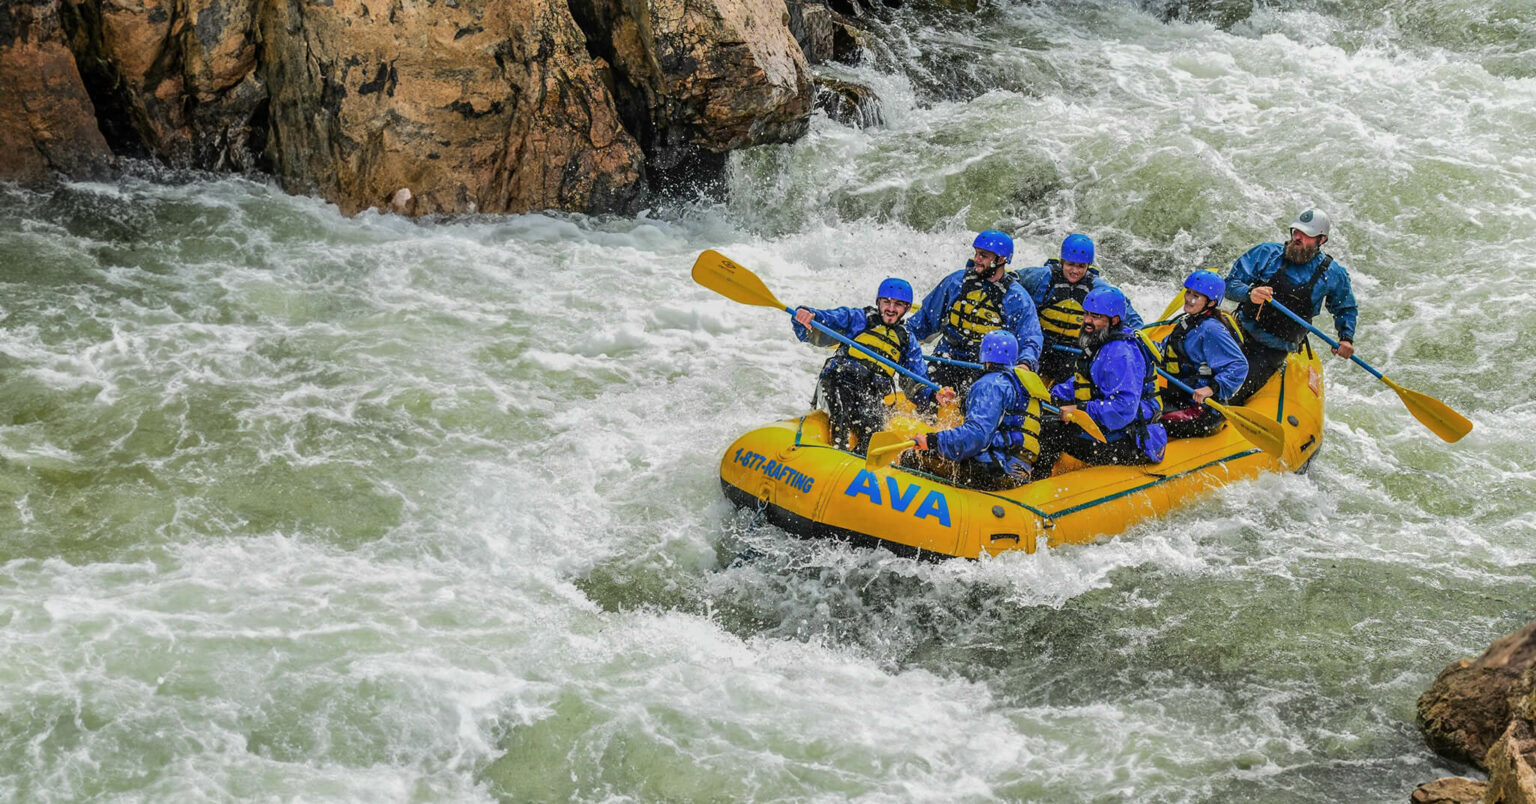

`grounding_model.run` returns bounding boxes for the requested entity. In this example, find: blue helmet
[1082,286,1126,319]
[1183,269,1224,303]
[972,230,1014,263]
[876,277,913,305]
[979,330,1018,366]
[1061,233,1095,264]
